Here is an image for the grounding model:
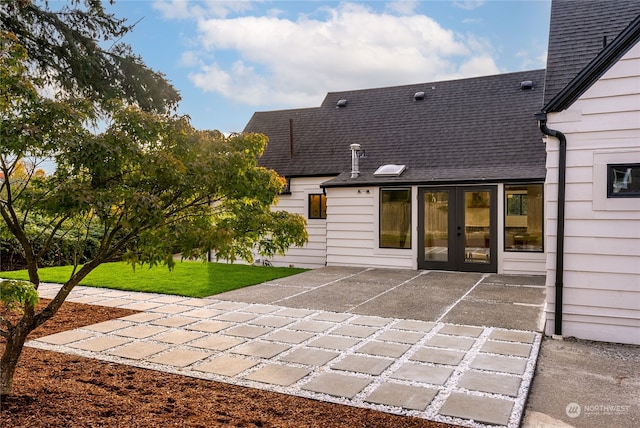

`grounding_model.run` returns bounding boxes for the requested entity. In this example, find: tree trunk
[0,321,31,395]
